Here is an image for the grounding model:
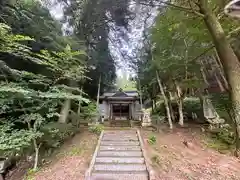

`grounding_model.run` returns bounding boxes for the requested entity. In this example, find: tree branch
[135,1,204,17]
[227,26,240,38]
